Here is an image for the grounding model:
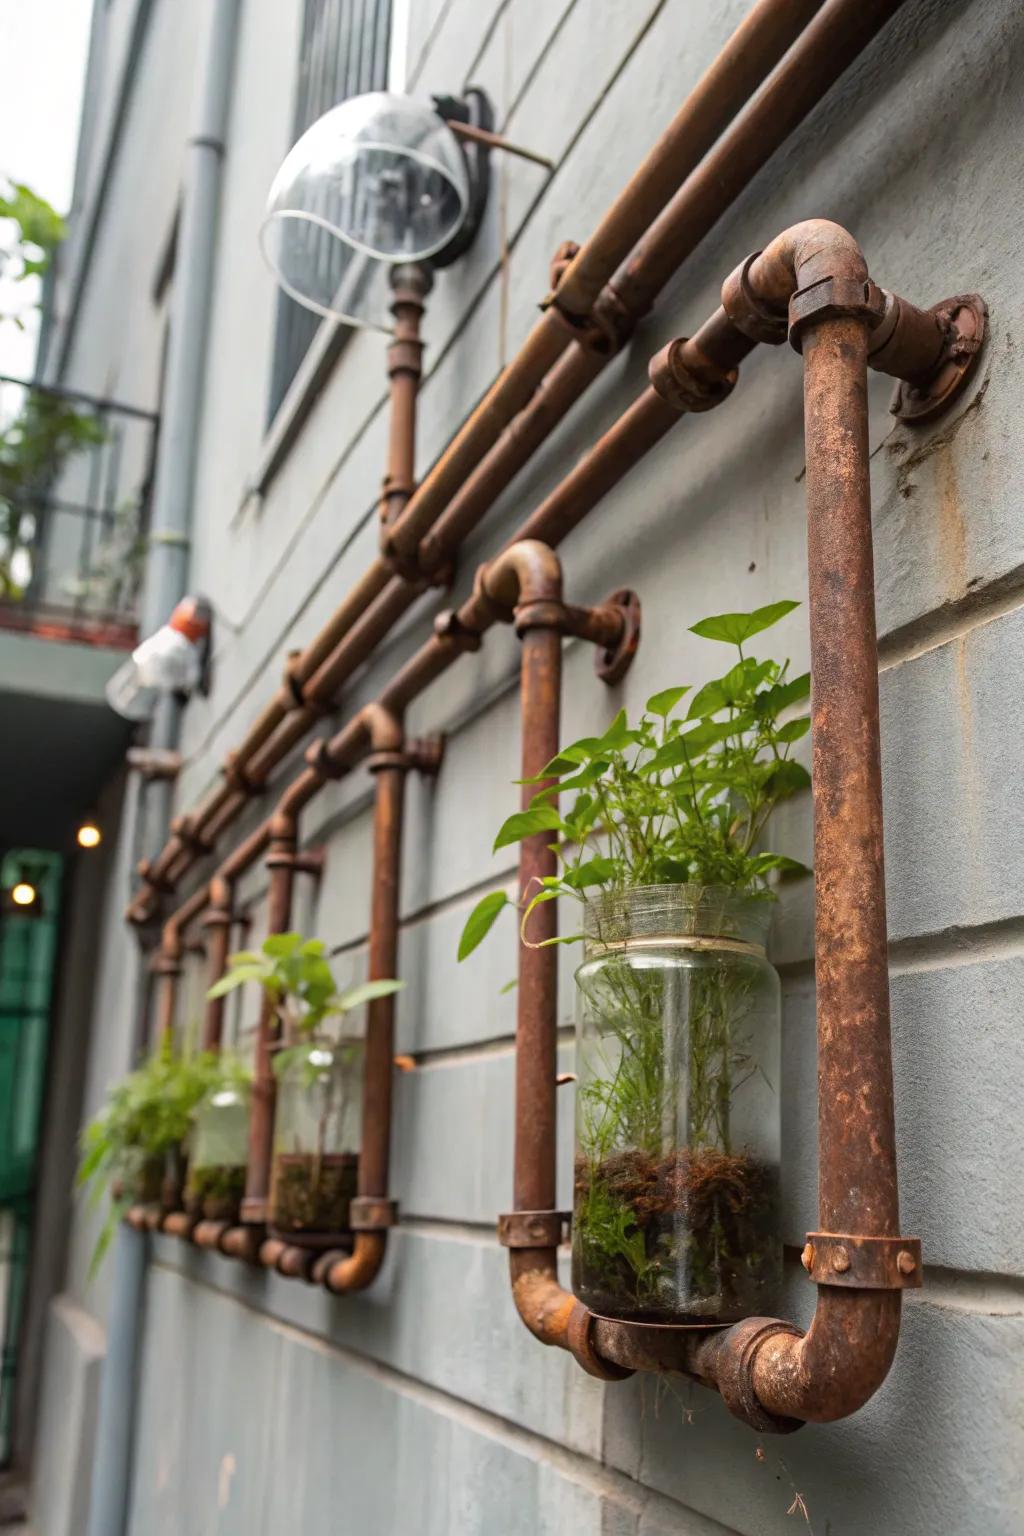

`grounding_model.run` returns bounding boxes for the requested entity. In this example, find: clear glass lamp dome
[260,92,470,330]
